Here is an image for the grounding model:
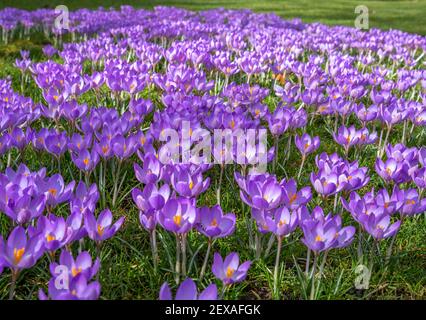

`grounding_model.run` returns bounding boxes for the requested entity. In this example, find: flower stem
[297,155,306,180]
[309,253,318,300]
[357,227,364,263]
[200,239,212,281]
[181,233,187,277]
[216,164,224,205]
[9,270,18,300]
[273,136,279,172]
[175,234,181,284]
[112,160,122,208]
[273,236,282,299]
[150,229,158,273]
[305,249,311,276]
[255,232,262,259]
[380,126,391,157]
[315,251,328,297]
